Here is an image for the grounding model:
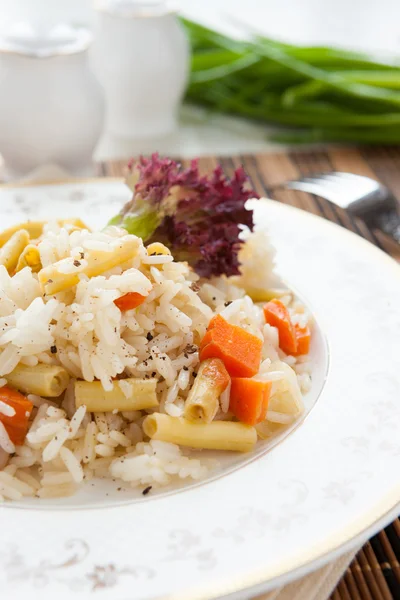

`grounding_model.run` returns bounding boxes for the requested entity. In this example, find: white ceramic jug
[0,25,105,178]
[91,1,189,139]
